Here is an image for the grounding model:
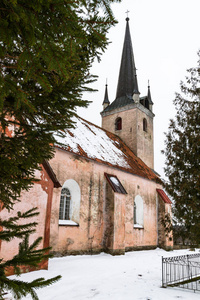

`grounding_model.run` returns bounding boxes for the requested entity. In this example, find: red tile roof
[55,116,161,183]
[156,189,172,204]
